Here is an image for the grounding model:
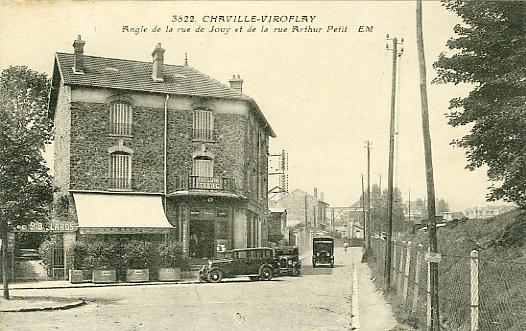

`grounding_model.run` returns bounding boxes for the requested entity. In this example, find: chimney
[152,43,165,82]
[229,74,243,92]
[313,188,318,198]
[72,35,86,73]
[320,192,324,202]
